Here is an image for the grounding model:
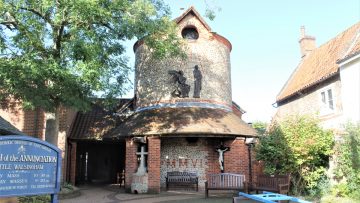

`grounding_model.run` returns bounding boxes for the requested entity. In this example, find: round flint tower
[134,7,232,112]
